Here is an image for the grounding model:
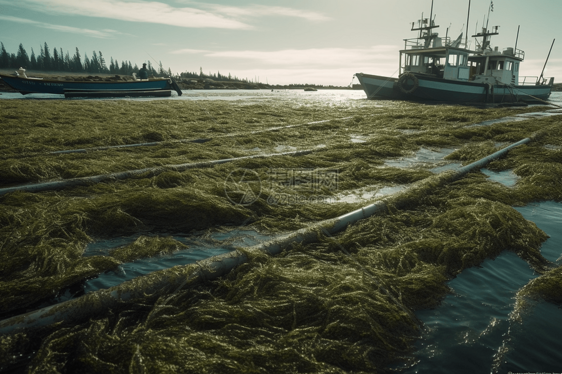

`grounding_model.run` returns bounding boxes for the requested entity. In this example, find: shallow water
[83,229,271,293]
[0,88,369,103]
[481,168,519,187]
[2,89,559,105]
[403,200,562,374]
[385,147,457,169]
